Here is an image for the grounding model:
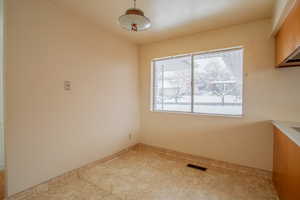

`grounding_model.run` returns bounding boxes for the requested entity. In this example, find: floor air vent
[187,164,207,171]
